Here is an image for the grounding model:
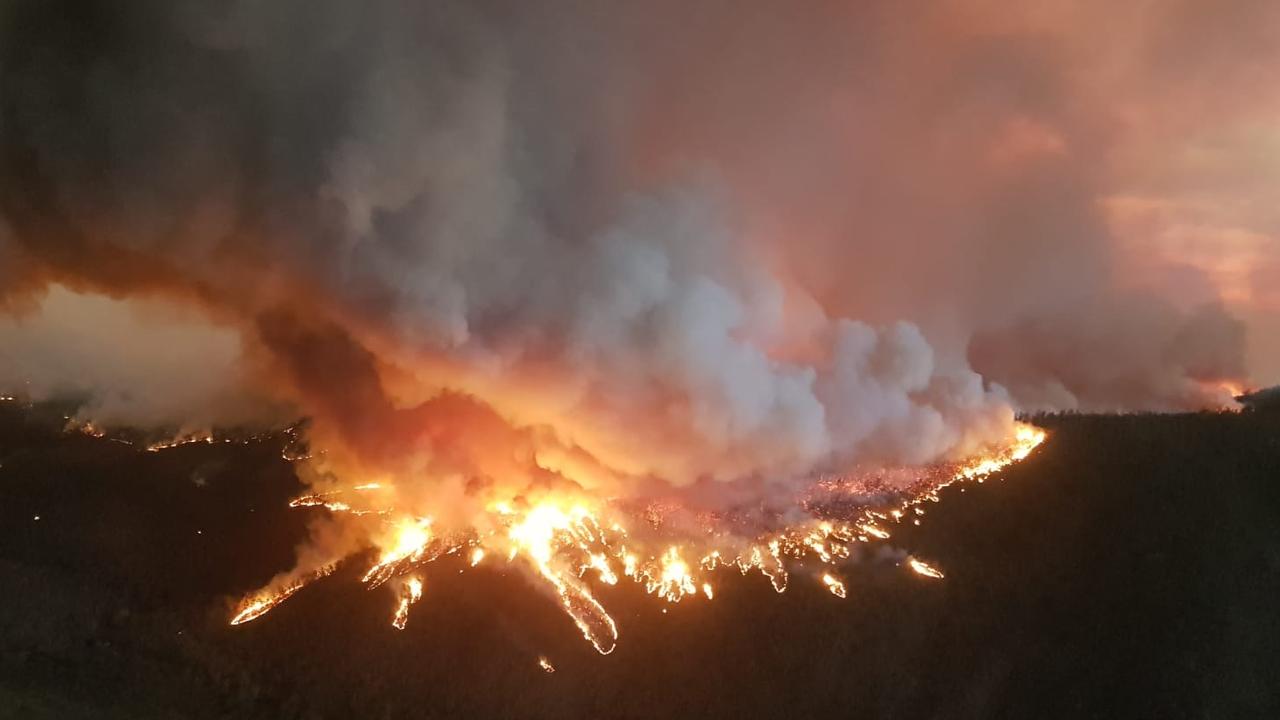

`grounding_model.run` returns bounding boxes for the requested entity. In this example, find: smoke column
[0,1,1270,499]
